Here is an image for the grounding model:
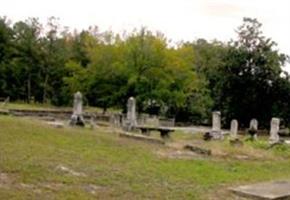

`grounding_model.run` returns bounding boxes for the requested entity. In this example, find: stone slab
[0,109,9,115]
[47,121,64,128]
[284,140,290,145]
[230,181,290,199]
[119,132,165,145]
